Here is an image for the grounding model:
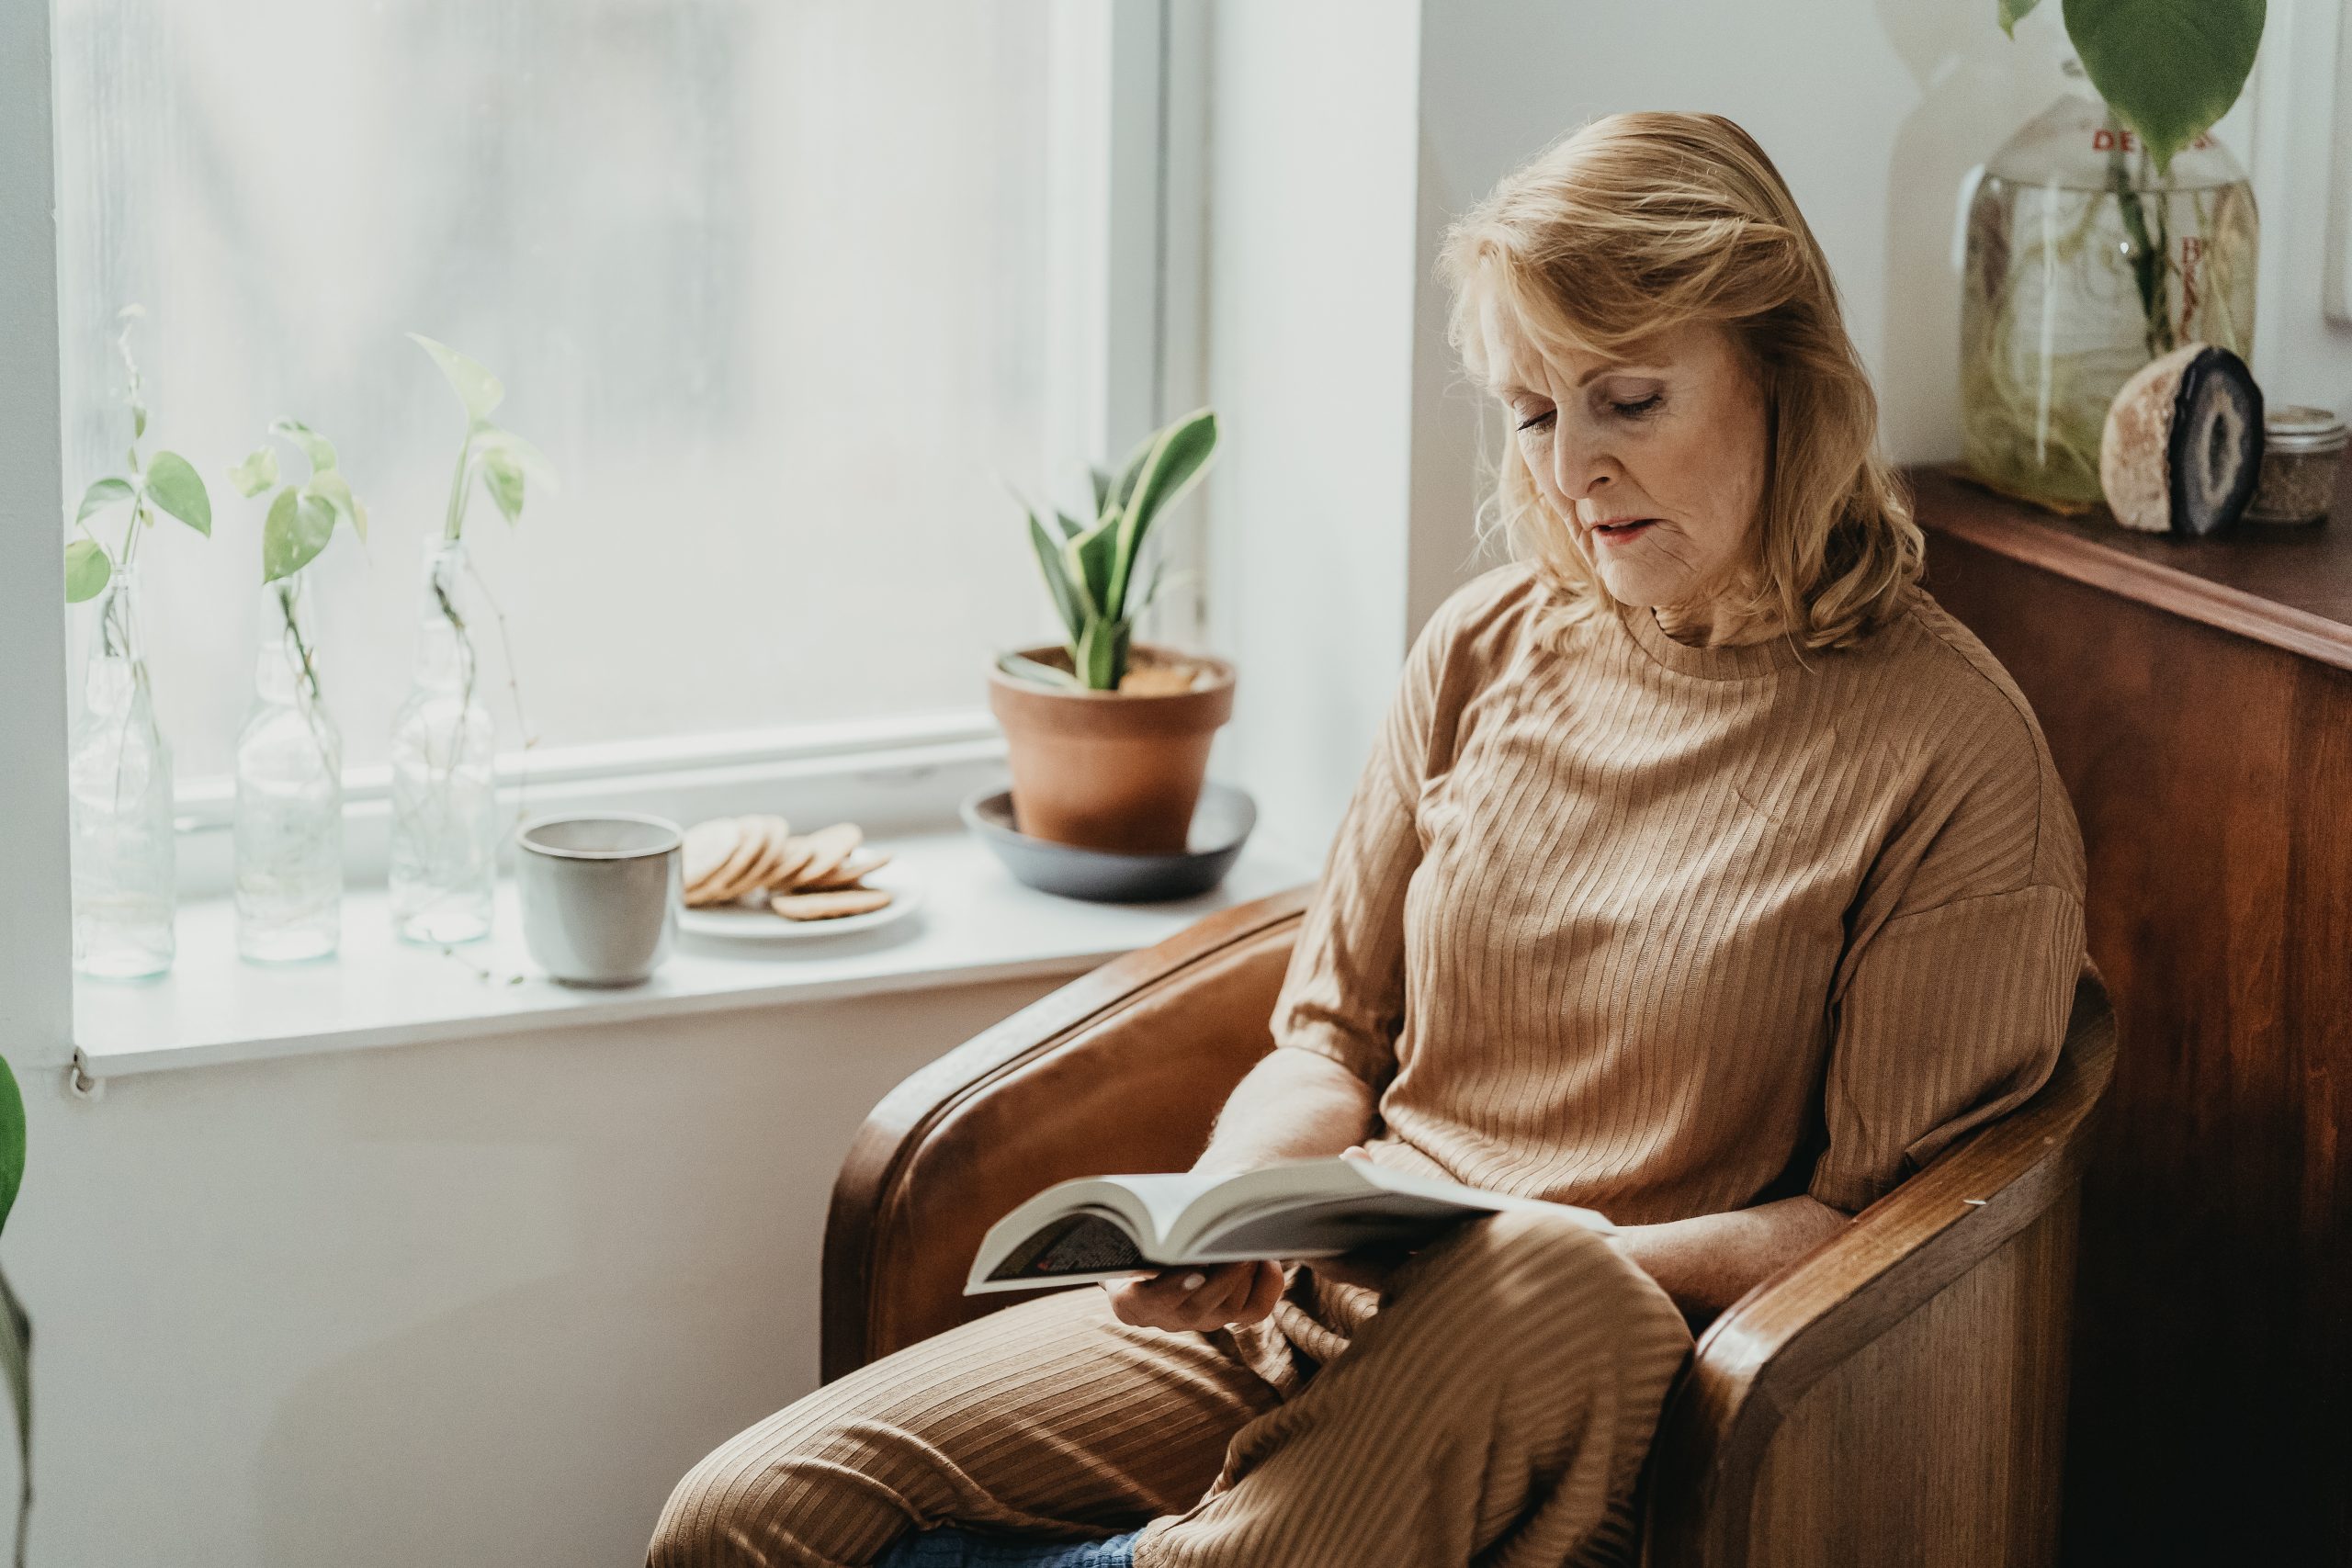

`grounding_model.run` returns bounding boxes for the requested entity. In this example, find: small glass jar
[2242,405,2346,525]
